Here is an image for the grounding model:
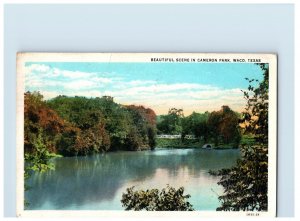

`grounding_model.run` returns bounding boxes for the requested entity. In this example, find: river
[25,148,241,211]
